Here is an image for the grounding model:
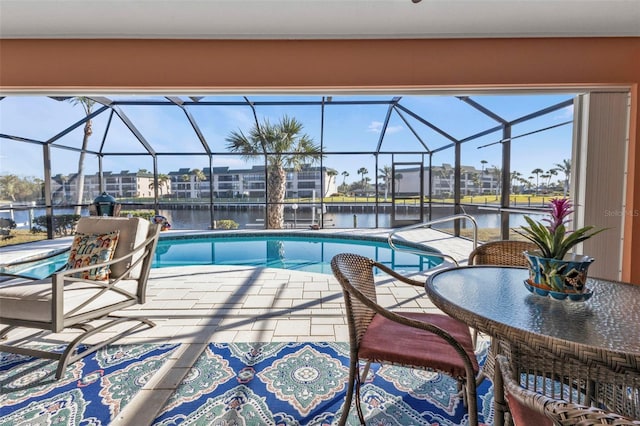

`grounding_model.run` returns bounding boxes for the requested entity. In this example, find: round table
[426,265,640,420]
